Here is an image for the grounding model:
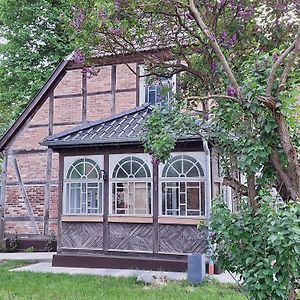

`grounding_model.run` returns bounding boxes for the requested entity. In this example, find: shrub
[210,195,300,300]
